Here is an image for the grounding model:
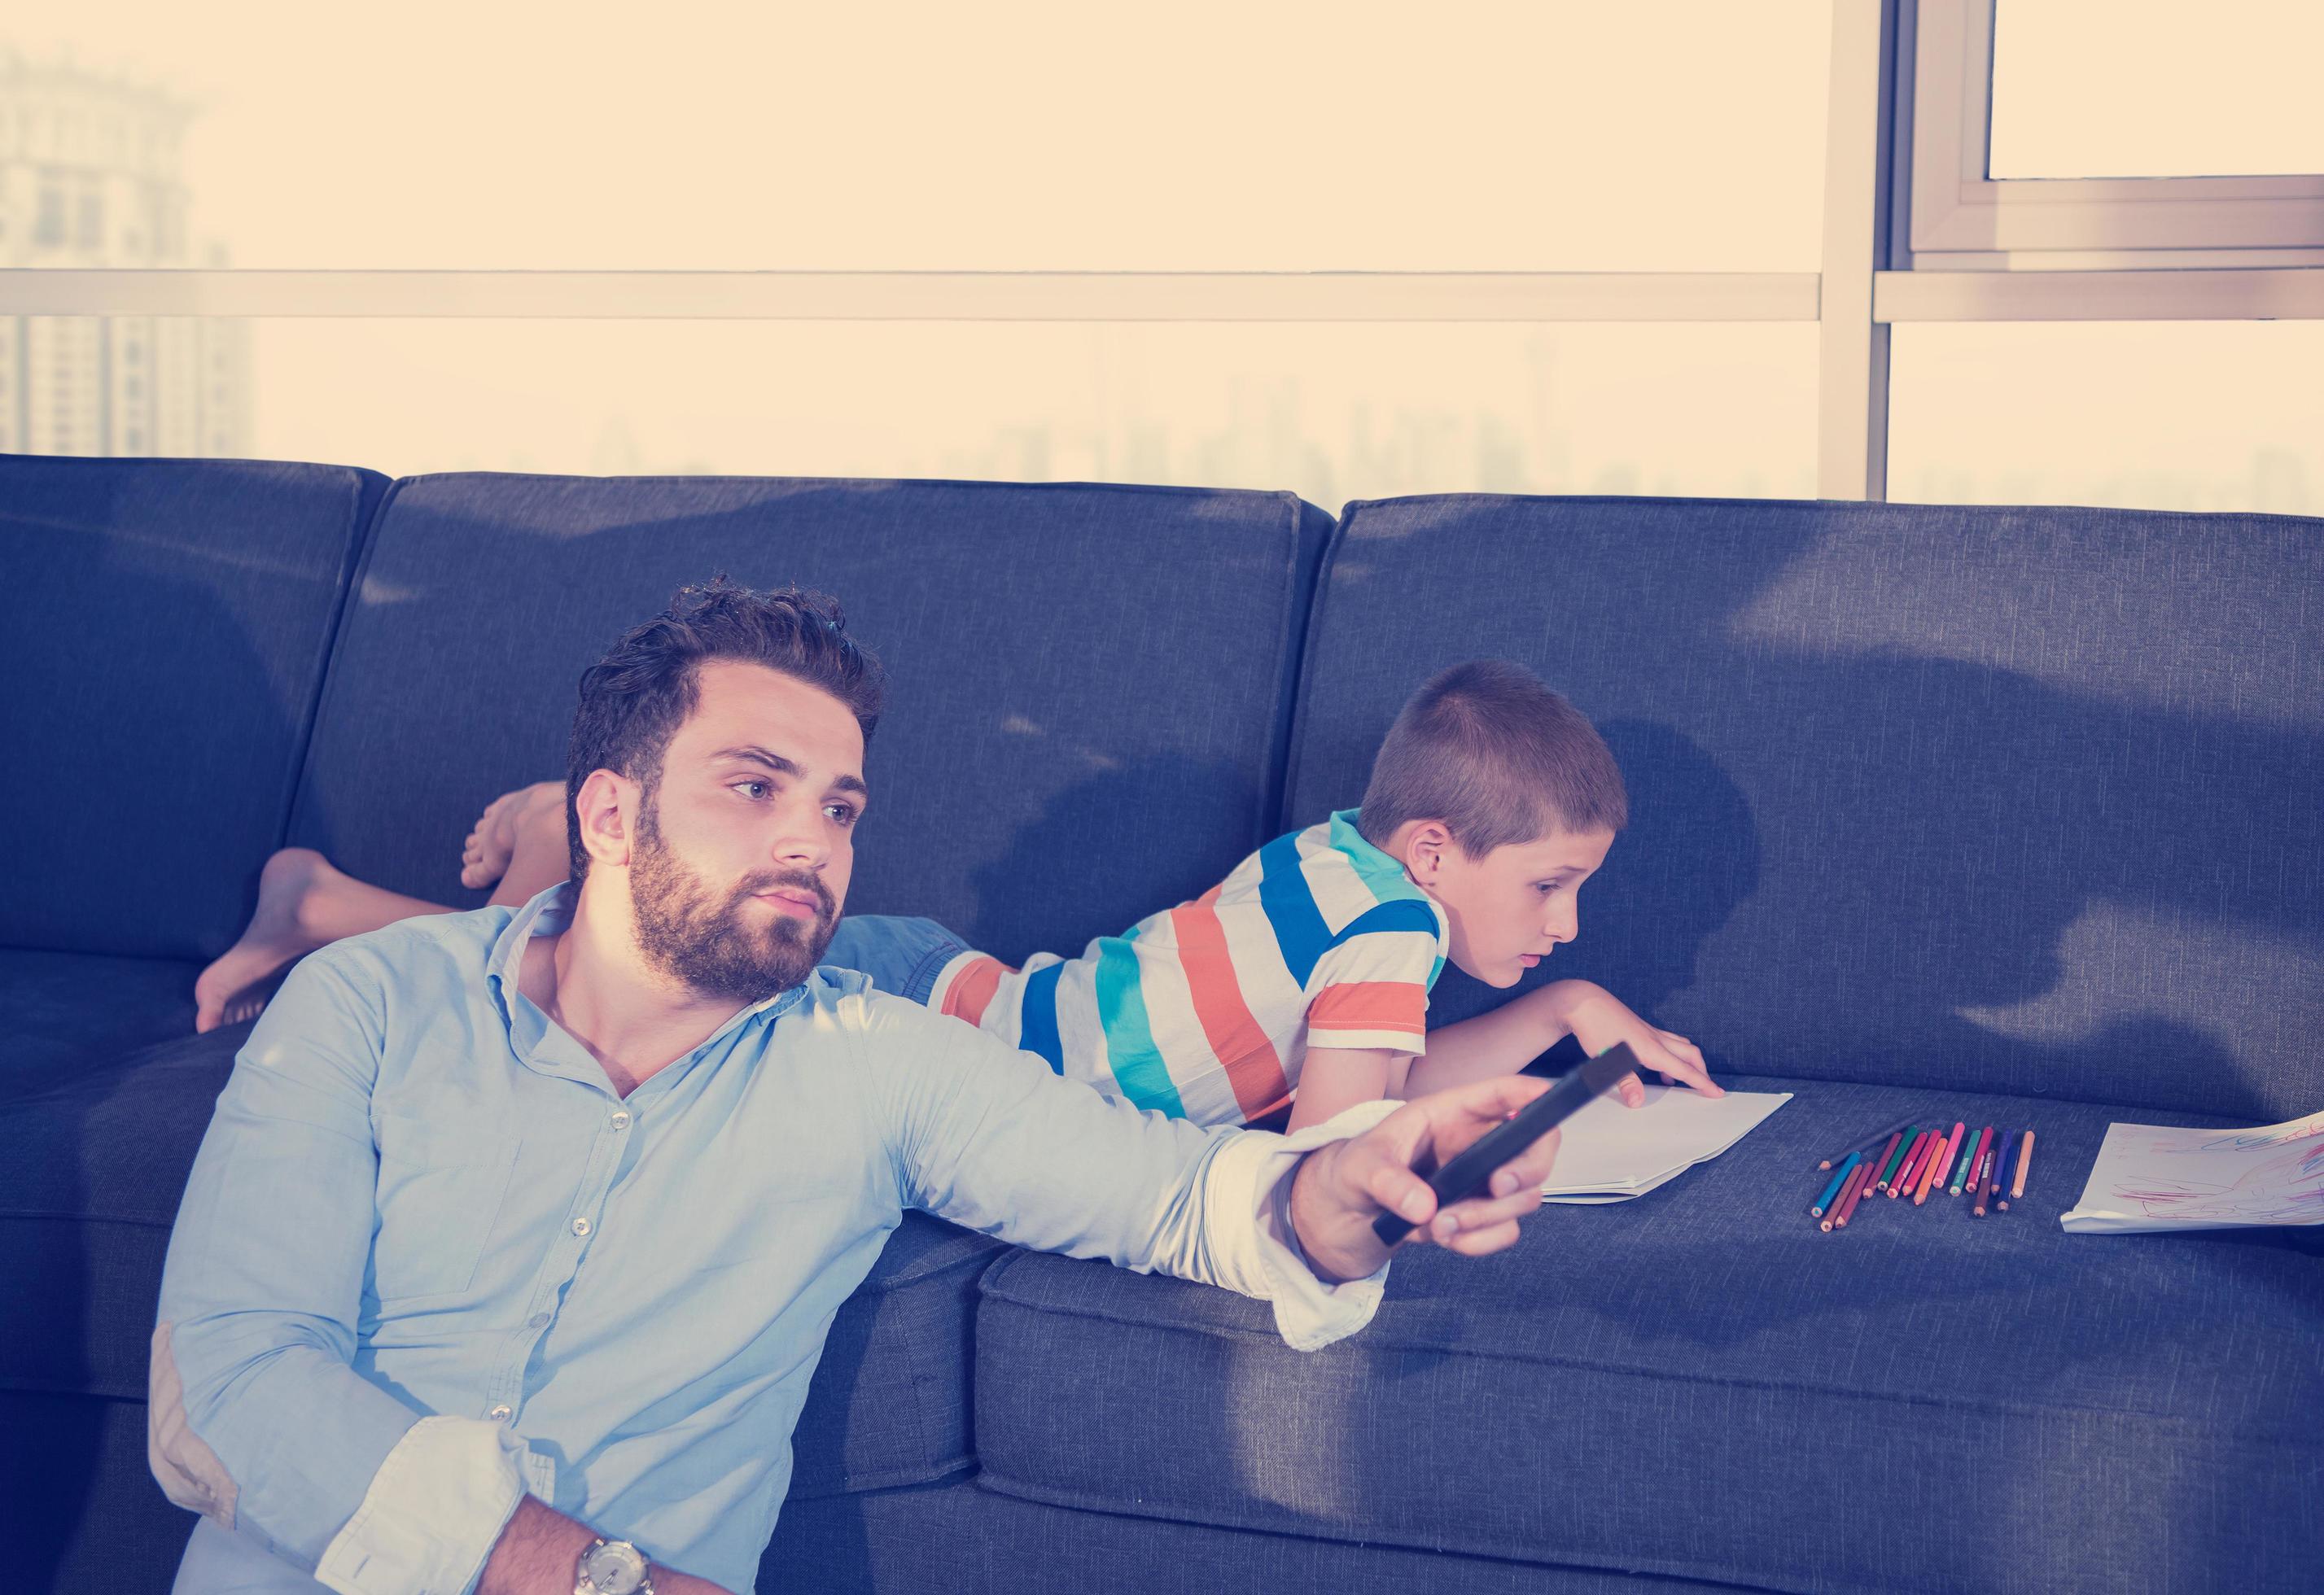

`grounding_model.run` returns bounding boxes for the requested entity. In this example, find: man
[151,581,1566,1595]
